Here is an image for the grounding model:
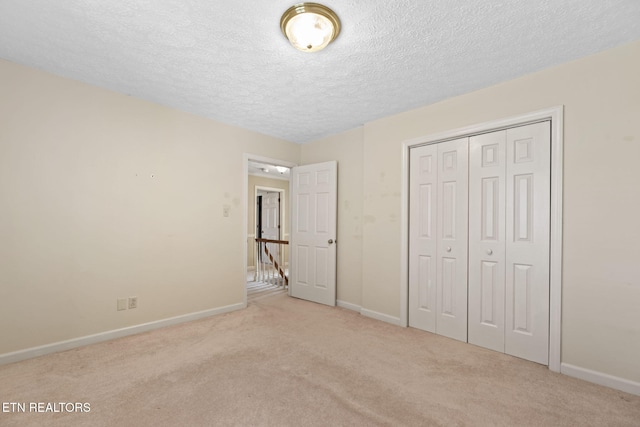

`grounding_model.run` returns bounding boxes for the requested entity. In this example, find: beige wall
[0,60,299,355]
[314,41,639,383]
[301,127,364,307]
[2,39,639,386]
[246,174,290,270]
